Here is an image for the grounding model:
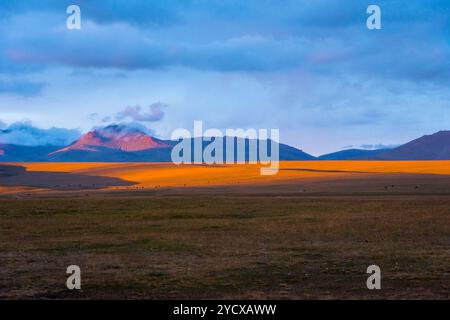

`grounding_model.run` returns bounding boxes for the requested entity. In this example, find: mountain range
[318,131,450,160]
[1,125,450,162]
[0,125,314,162]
